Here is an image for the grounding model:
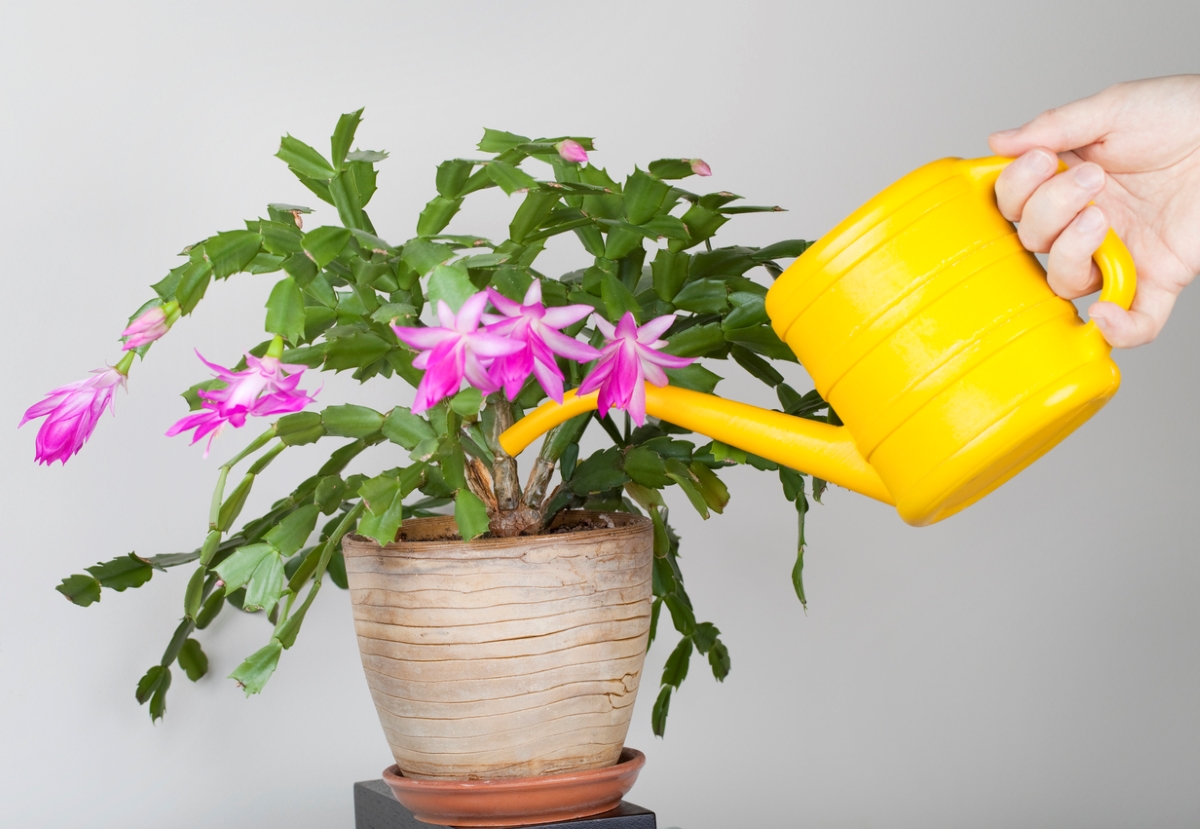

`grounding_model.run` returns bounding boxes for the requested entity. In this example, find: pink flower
[20,363,128,465]
[689,158,712,177]
[577,312,695,426]
[121,307,169,350]
[554,139,589,164]
[483,282,600,403]
[167,350,316,453]
[392,293,524,414]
